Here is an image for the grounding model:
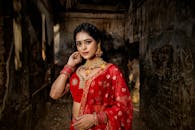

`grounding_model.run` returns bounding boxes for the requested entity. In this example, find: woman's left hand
[73,114,94,130]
